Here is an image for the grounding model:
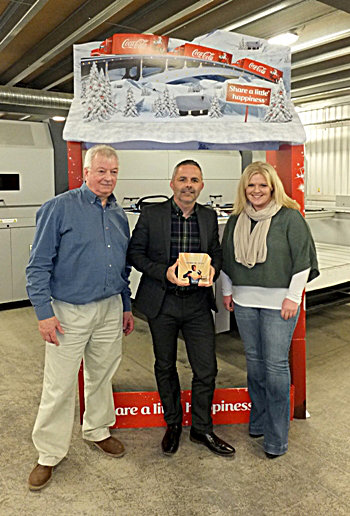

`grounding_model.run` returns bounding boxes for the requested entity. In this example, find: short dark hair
[172,159,203,180]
